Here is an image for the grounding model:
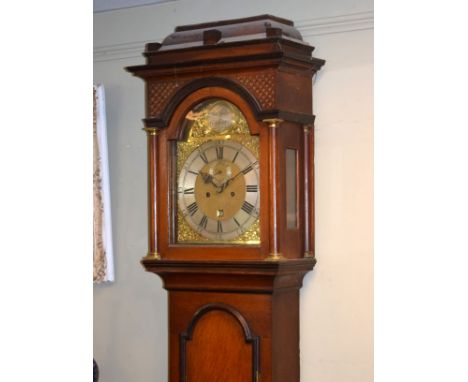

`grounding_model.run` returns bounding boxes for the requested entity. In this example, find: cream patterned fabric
[93,85,114,283]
